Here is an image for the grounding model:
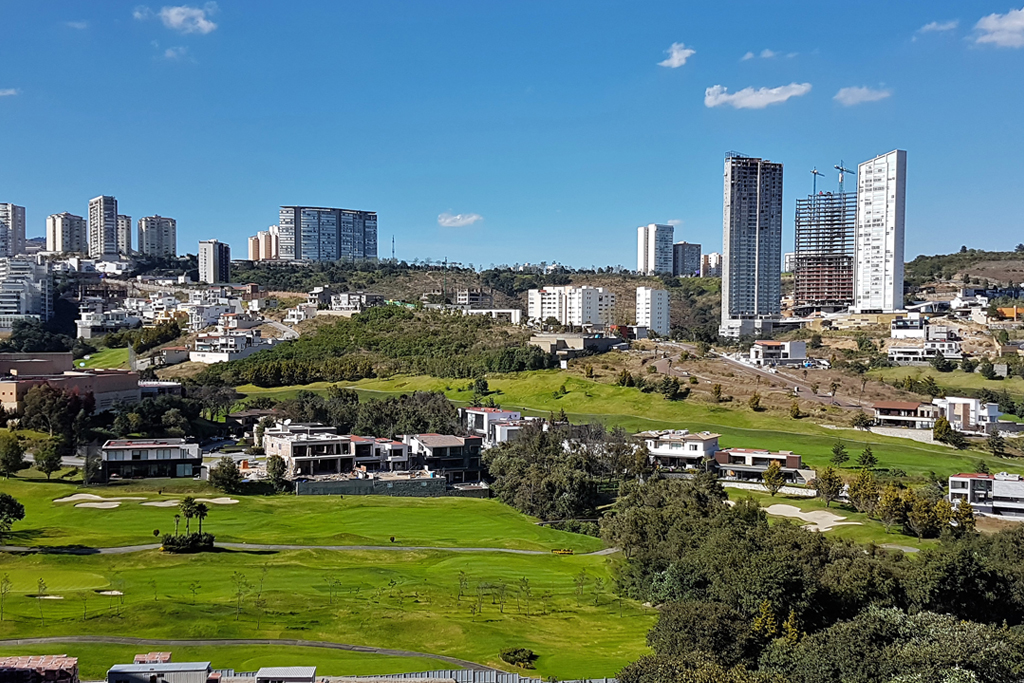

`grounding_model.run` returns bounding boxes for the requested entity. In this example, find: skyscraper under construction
[793,190,856,313]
